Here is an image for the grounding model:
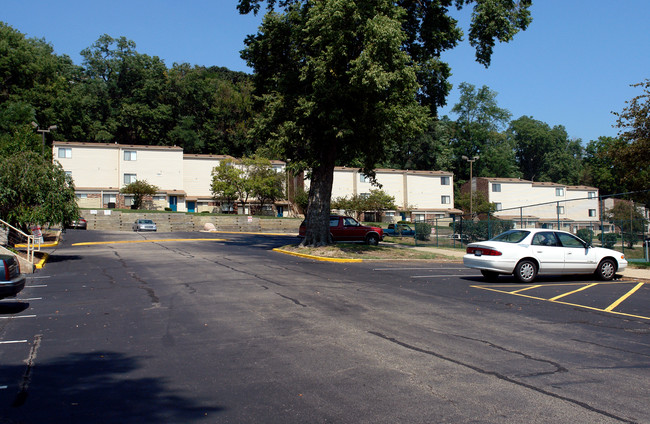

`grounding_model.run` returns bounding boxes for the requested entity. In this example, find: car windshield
[140,220,154,224]
[491,230,530,243]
